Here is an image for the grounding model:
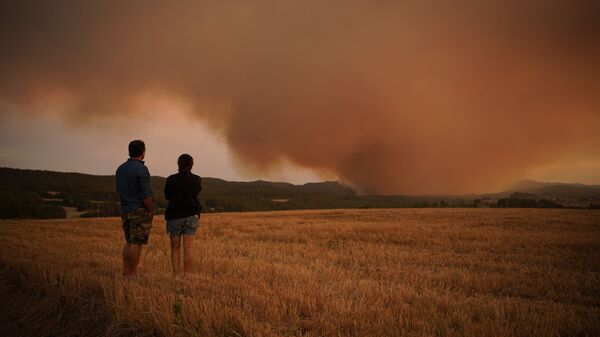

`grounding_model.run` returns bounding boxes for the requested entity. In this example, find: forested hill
[0,167,366,218]
[2,167,598,219]
[0,167,355,200]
